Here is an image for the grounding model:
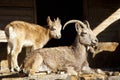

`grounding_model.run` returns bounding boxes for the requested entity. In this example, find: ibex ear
[75,22,82,33]
[47,16,53,27]
[56,17,60,22]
